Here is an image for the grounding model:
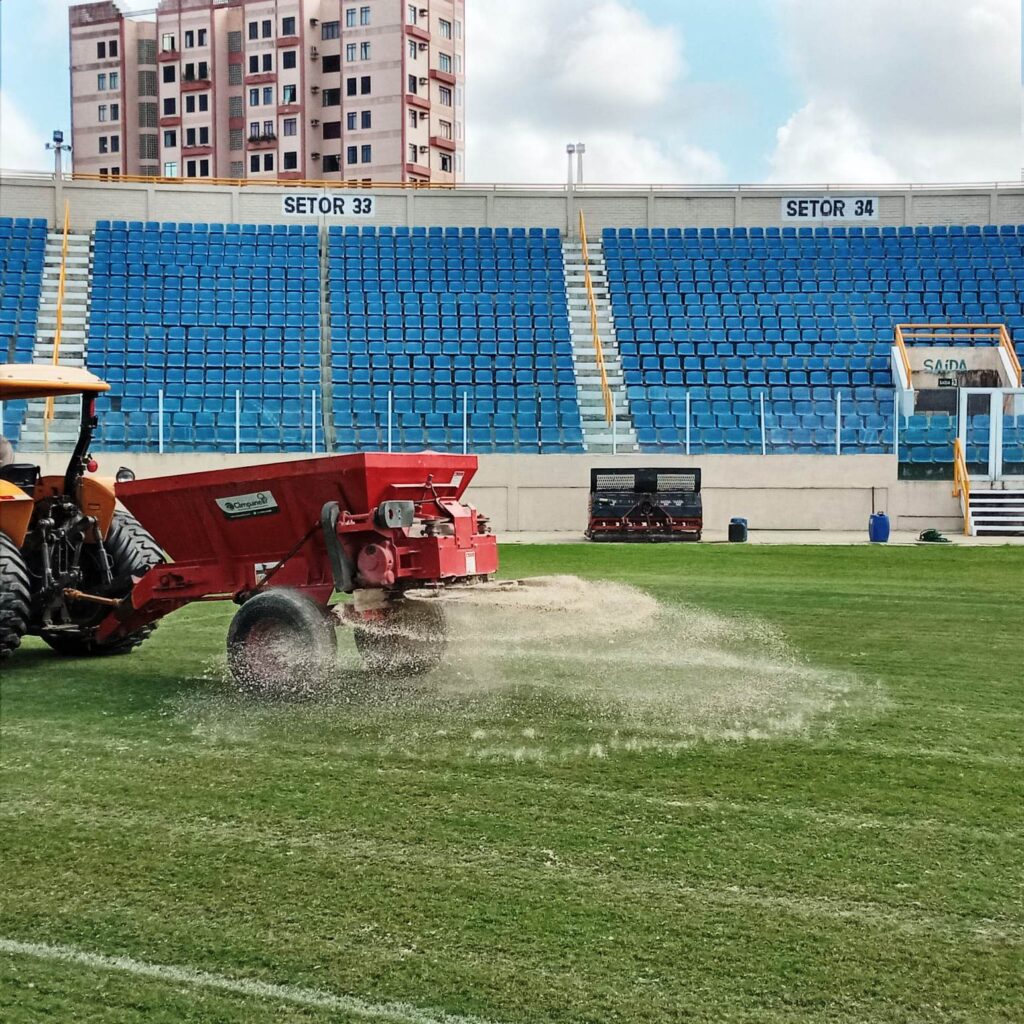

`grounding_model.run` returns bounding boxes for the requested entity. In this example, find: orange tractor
[0,364,164,660]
